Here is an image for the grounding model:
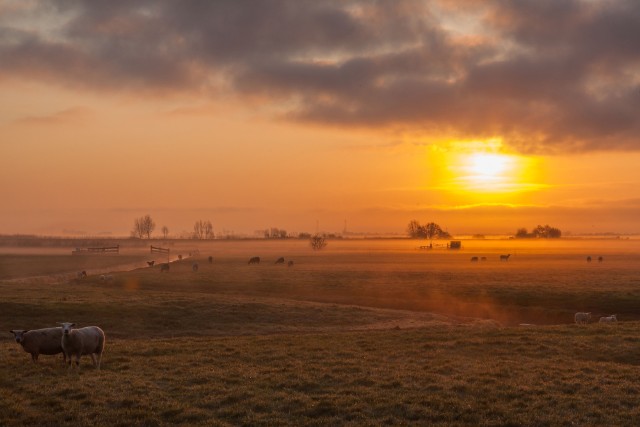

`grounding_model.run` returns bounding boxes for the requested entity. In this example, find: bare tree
[161,225,169,239]
[406,220,449,241]
[423,222,443,241]
[193,220,205,239]
[193,220,214,239]
[132,214,155,239]
[310,234,327,250]
[203,220,214,239]
[407,220,425,238]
